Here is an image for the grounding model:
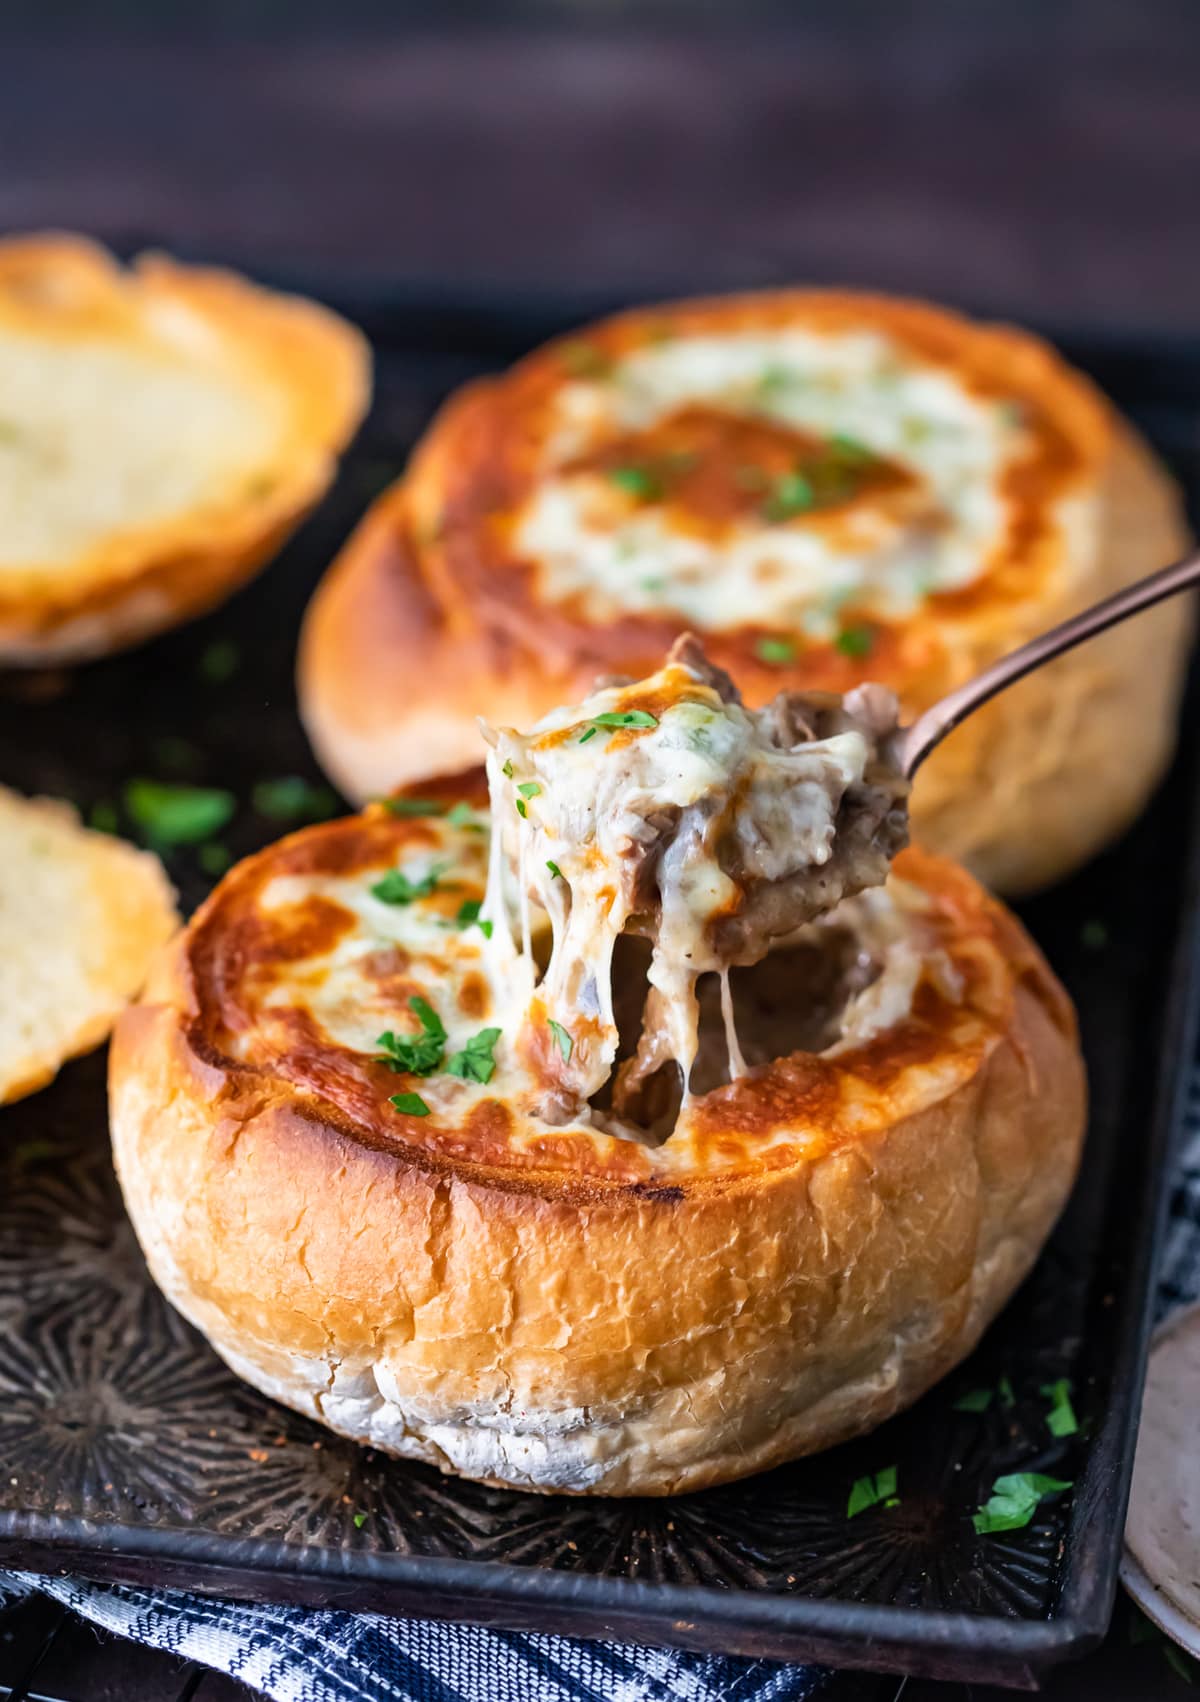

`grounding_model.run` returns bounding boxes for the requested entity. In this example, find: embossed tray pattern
[1,297,1198,1687]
